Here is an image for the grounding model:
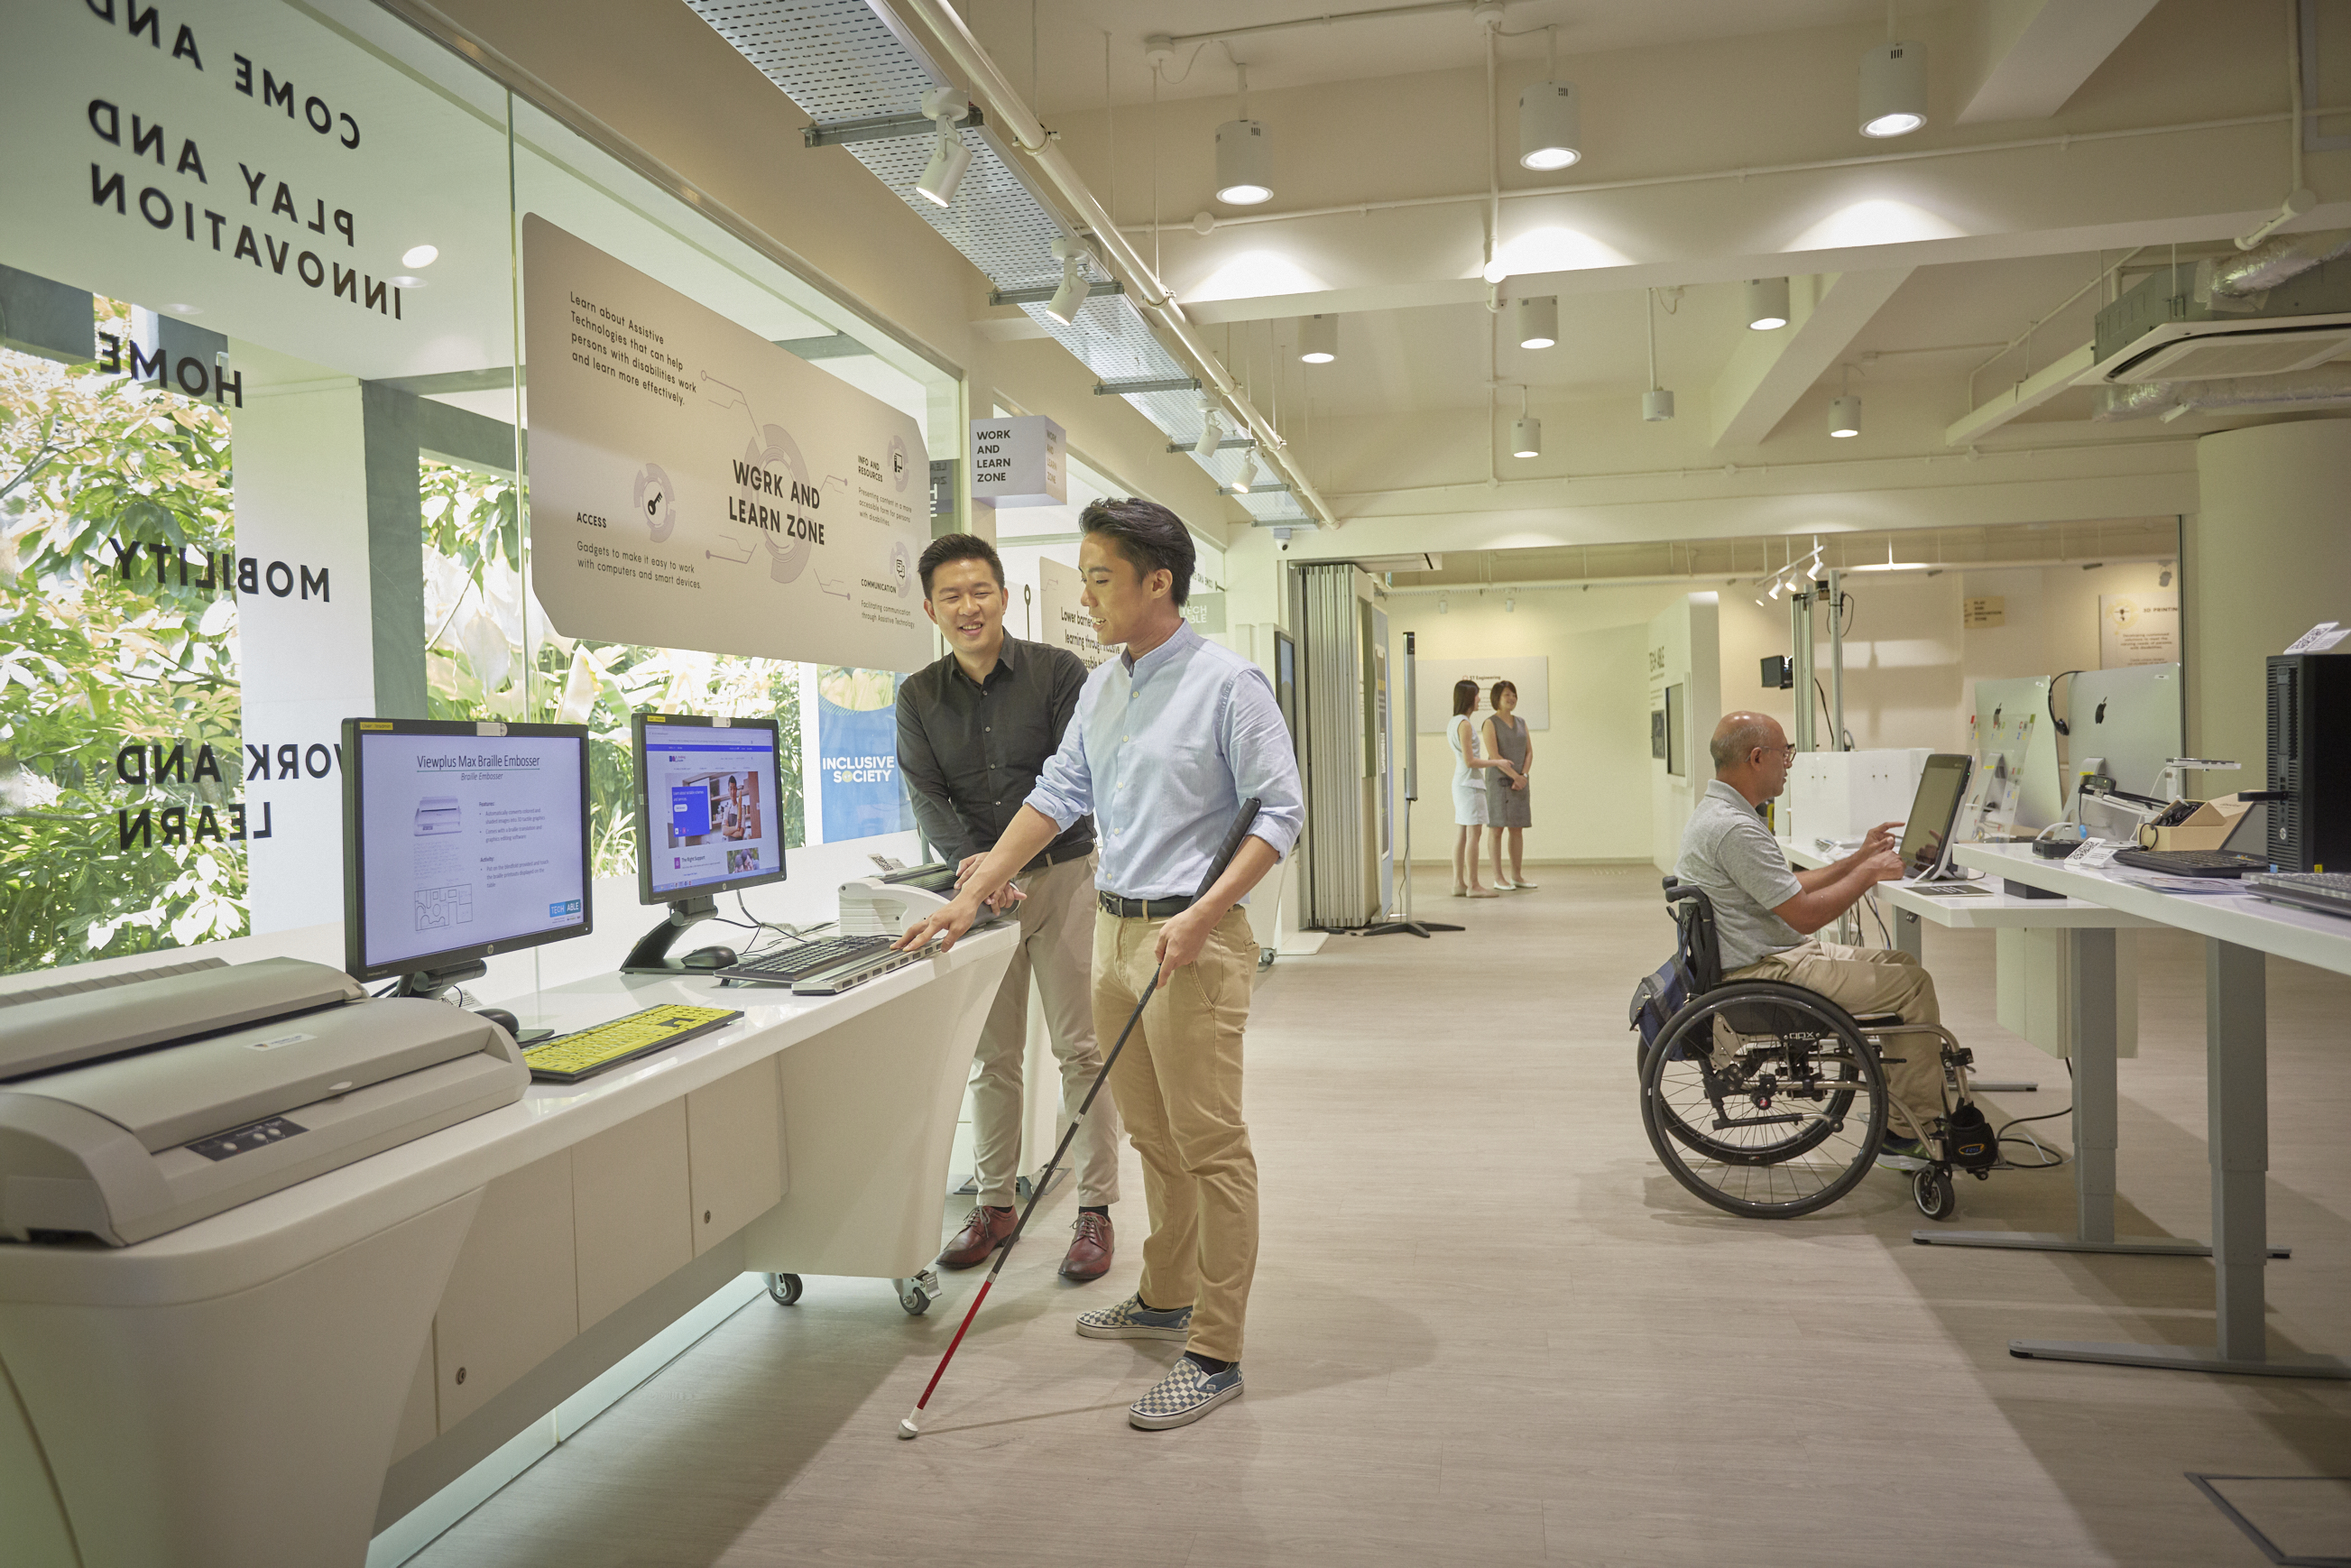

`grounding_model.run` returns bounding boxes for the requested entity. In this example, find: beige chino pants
[968,853,1122,1210]
[1093,904,1259,1363]
[1726,938,1950,1140]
